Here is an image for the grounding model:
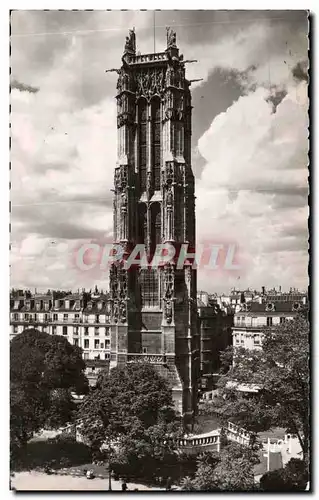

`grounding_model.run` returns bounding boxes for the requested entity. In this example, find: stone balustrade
[128,52,167,64]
